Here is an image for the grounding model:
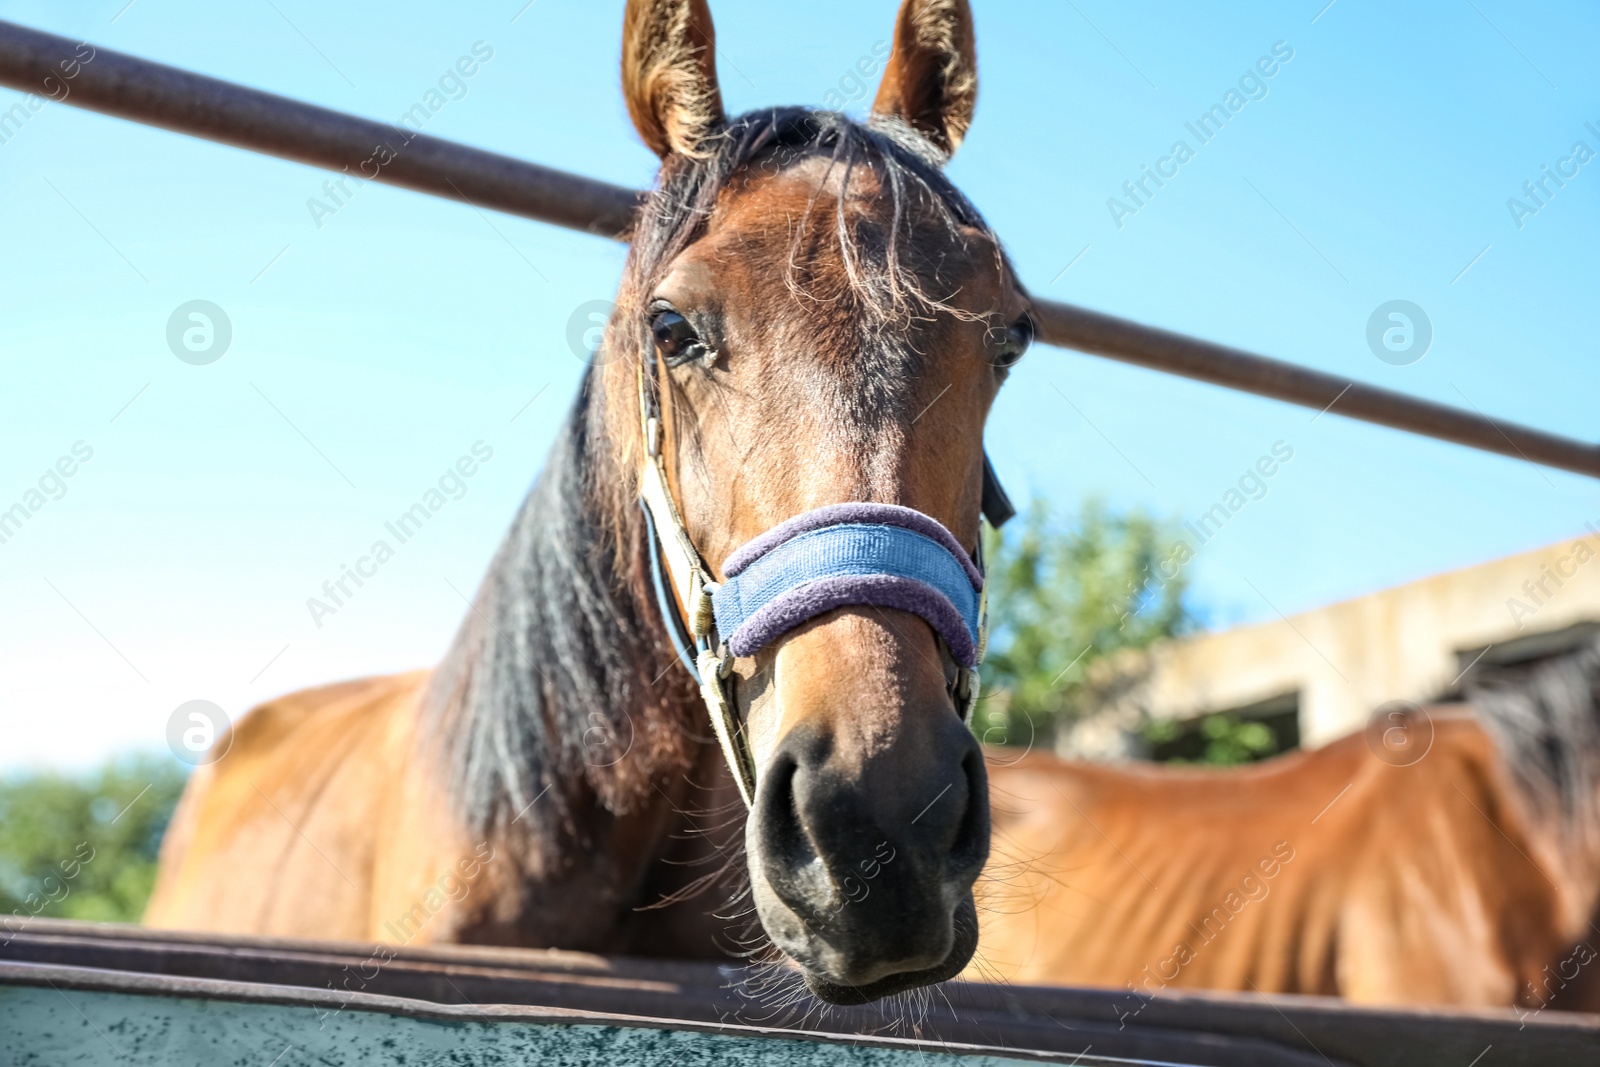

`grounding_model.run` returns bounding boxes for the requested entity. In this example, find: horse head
[606,0,1030,1003]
